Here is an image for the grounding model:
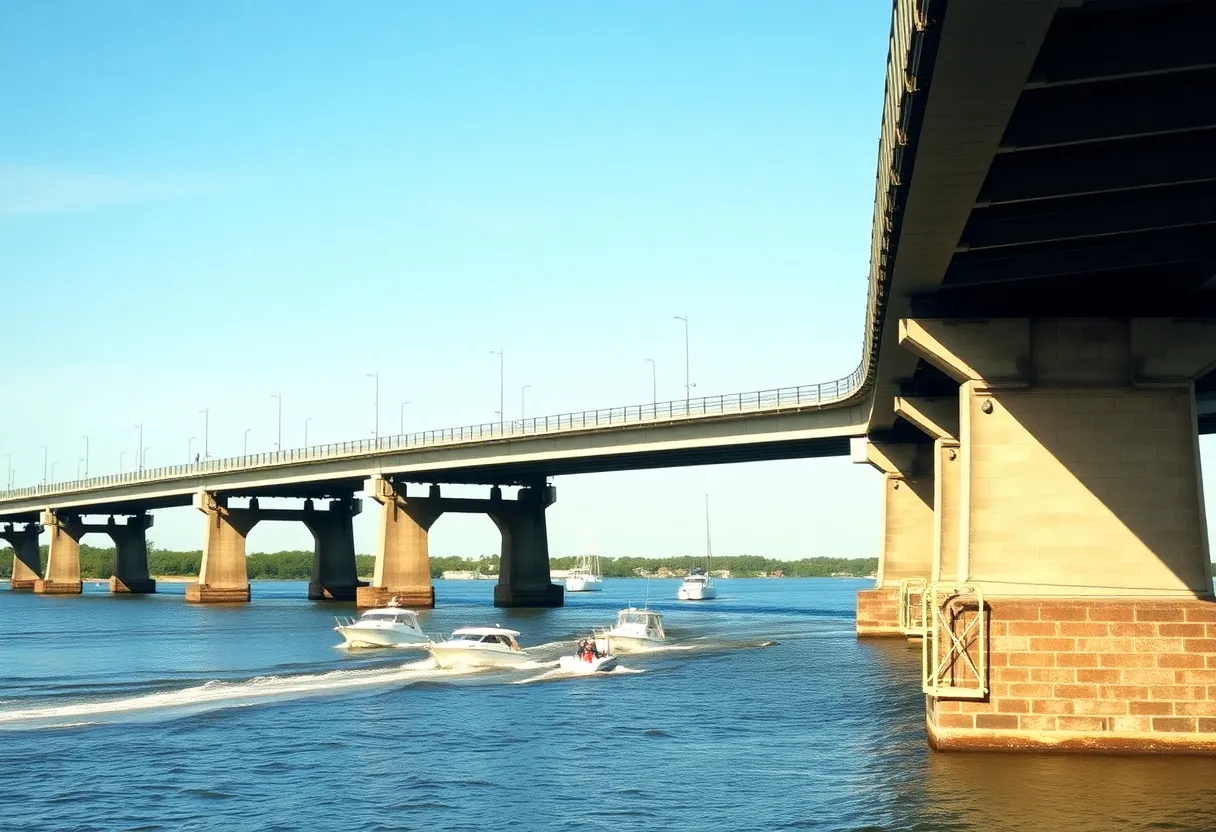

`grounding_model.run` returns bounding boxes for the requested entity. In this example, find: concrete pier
[1,522,42,591]
[357,478,440,609]
[853,441,933,636]
[901,317,1216,753]
[187,492,256,603]
[34,511,84,595]
[303,497,366,601]
[490,482,563,608]
[106,514,156,594]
